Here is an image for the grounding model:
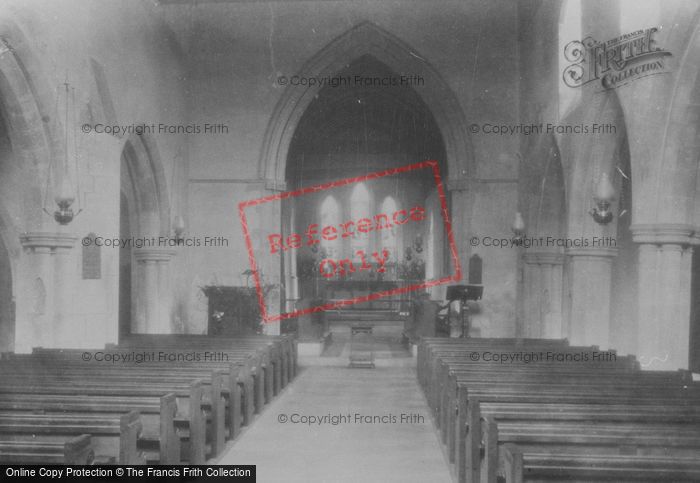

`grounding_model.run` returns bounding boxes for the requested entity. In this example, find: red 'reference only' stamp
[238,160,462,323]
